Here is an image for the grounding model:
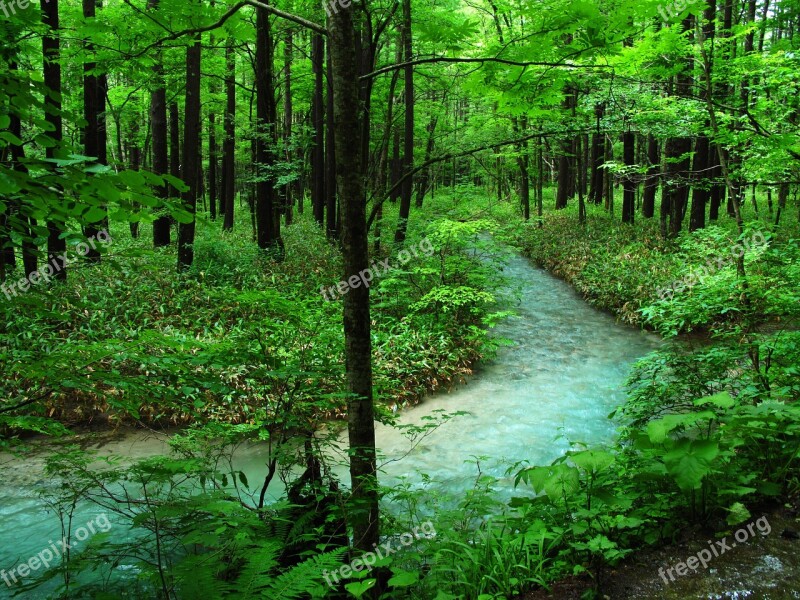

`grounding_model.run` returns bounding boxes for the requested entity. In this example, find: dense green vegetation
[2,0,800,597]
